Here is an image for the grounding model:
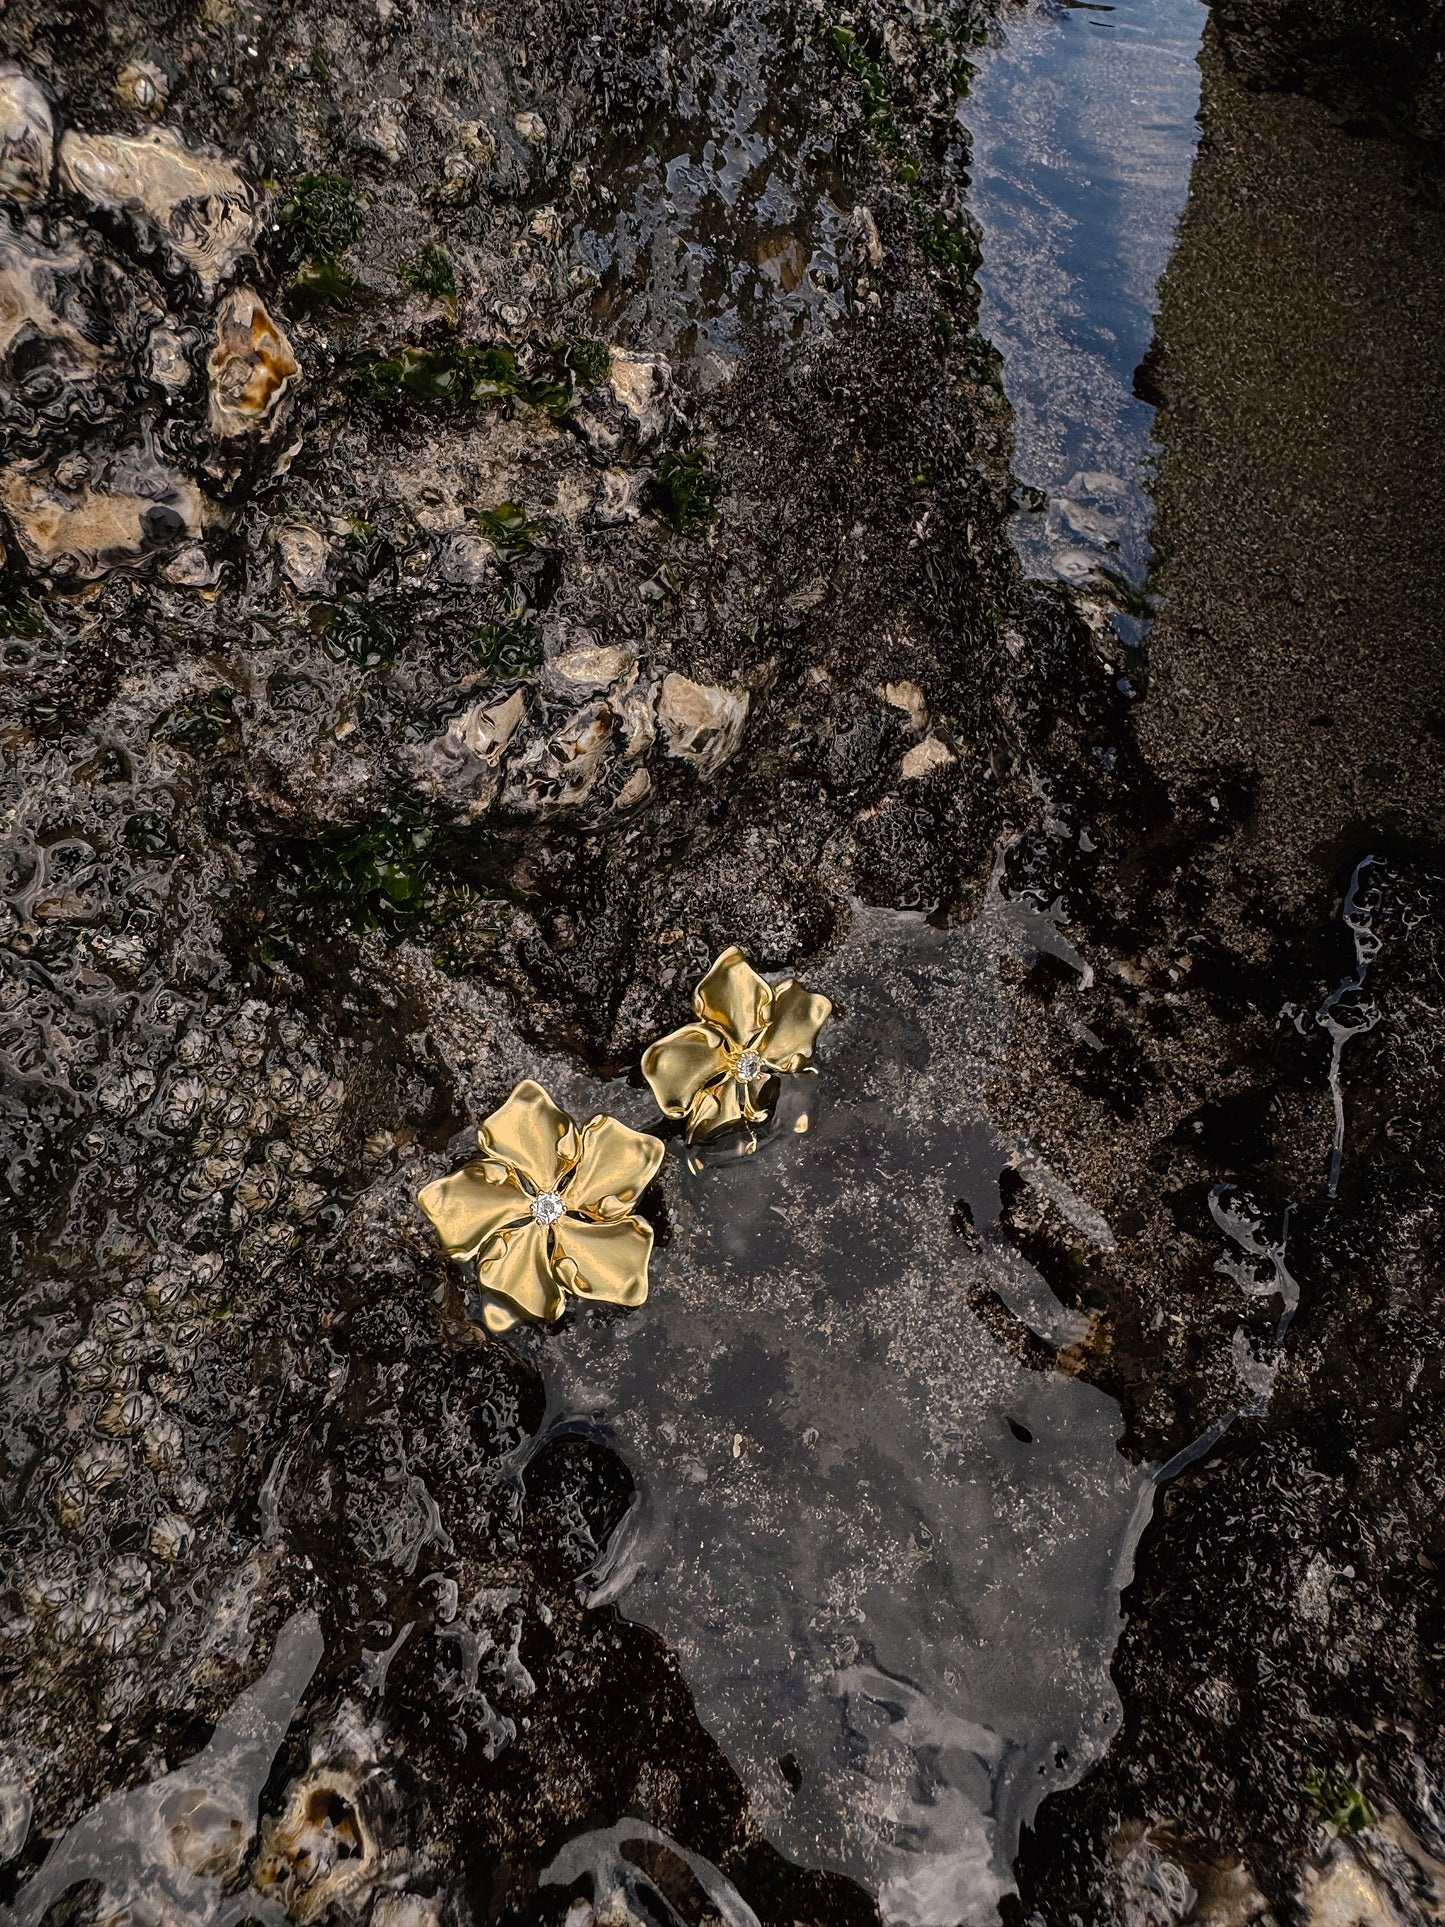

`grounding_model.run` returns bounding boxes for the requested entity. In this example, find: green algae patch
[1305,1769,1378,1837]
[566,338,611,387]
[470,502,546,561]
[473,599,542,677]
[826,25,898,144]
[323,596,397,669]
[354,340,608,415]
[650,450,718,535]
[0,583,44,639]
[285,257,361,317]
[155,689,239,757]
[280,172,366,261]
[399,242,457,301]
[264,811,435,951]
